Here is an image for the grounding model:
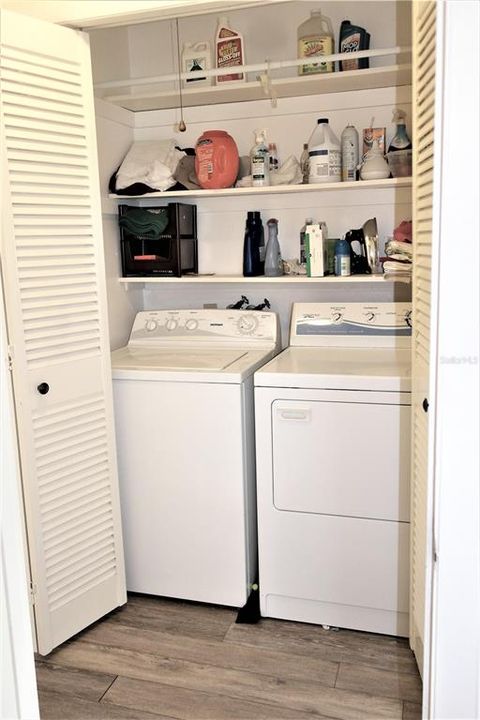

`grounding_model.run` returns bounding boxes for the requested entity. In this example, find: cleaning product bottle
[250,129,270,187]
[338,20,370,71]
[300,143,310,183]
[334,238,351,276]
[388,109,412,151]
[264,218,283,276]
[243,211,264,277]
[297,9,335,75]
[308,118,341,183]
[182,42,212,87]
[215,16,245,84]
[268,143,279,174]
[300,218,314,264]
[341,124,359,181]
